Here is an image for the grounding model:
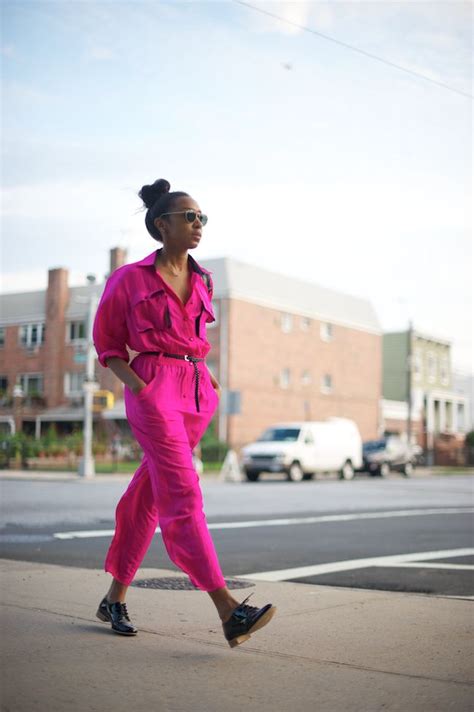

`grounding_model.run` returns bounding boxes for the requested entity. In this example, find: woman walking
[92,178,276,647]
